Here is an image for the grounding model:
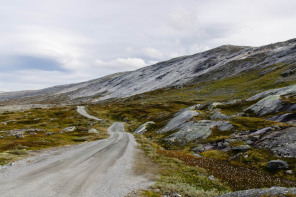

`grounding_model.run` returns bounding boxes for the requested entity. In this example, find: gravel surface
[77,106,102,121]
[0,111,151,197]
